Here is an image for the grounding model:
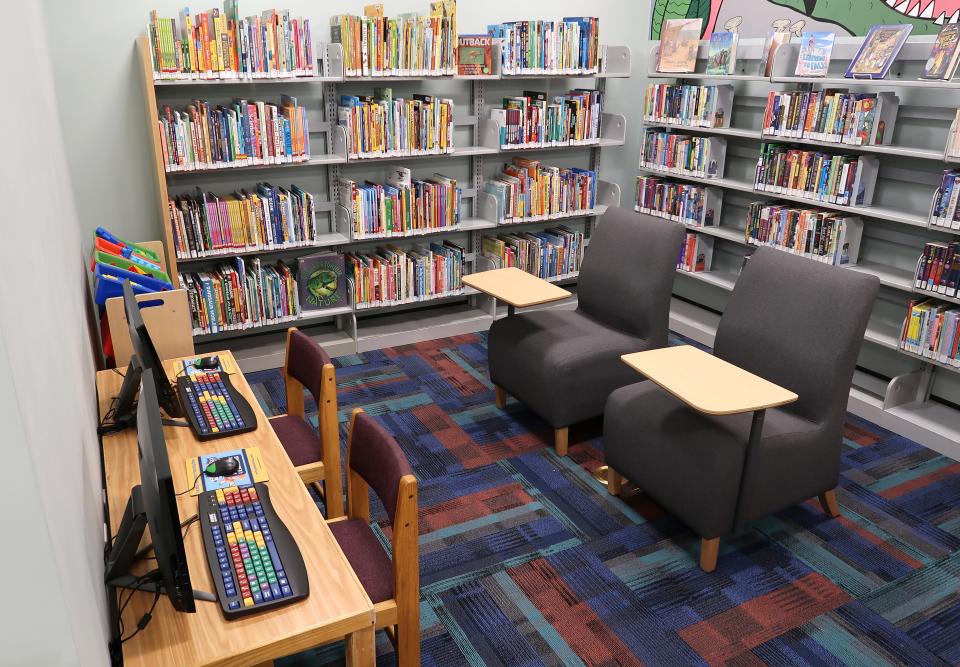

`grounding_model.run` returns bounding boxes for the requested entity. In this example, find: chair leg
[554,427,569,456]
[494,385,507,409]
[606,466,623,495]
[700,537,720,573]
[397,616,420,667]
[818,489,841,518]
